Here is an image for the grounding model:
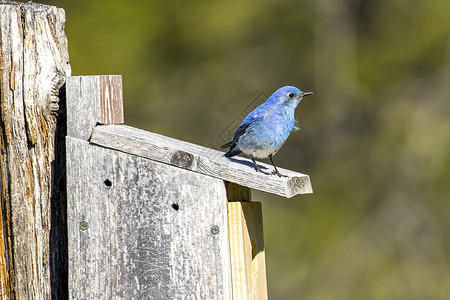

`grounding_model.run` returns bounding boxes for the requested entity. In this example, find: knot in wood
[170,150,194,169]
